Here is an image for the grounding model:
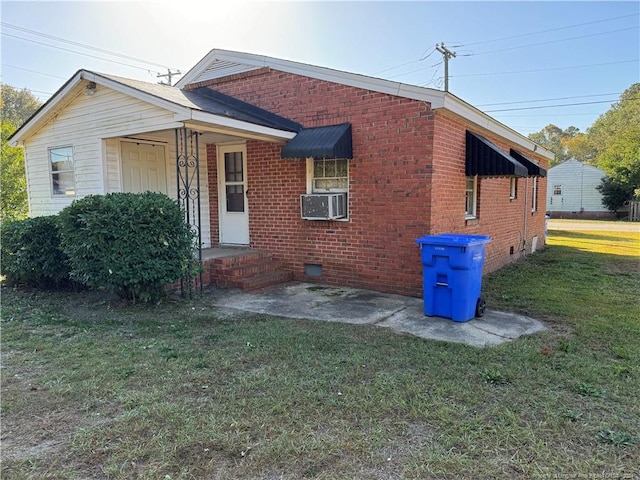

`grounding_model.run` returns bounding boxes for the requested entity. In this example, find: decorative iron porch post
[175,127,203,295]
